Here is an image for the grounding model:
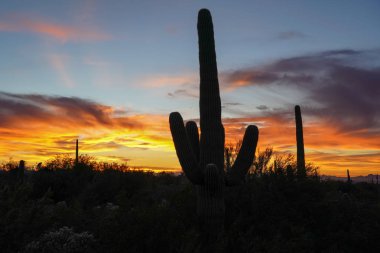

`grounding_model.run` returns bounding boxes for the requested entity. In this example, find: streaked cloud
[141,73,199,98]
[141,73,197,88]
[256,105,268,110]
[0,92,172,166]
[276,31,308,40]
[0,14,111,42]
[167,88,198,98]
[0,88,378,176]
[221,49,380,134]
[48,54,76,88]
